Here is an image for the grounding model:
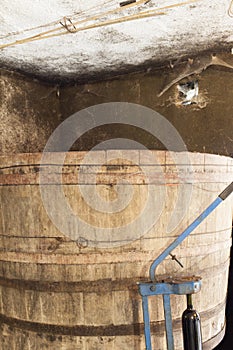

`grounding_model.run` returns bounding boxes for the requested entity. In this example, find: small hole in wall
[177,80,199,105]
[170,79,209,109]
